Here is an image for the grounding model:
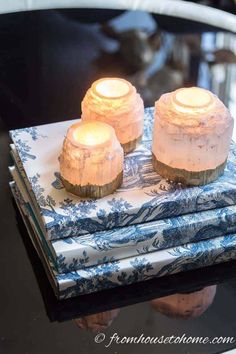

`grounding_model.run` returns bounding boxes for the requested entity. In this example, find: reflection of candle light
[150,285,217,319]
[81,78,144,154]
[152,87,234,186]
[74,309,120,332]
[60,121,124,198]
